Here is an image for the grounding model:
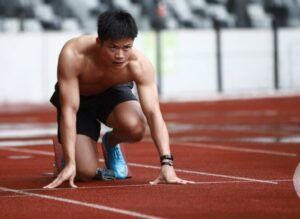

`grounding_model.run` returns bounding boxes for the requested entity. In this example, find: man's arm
[134,58,194,184]
[136,69,169,156]
[44,46,81,189]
